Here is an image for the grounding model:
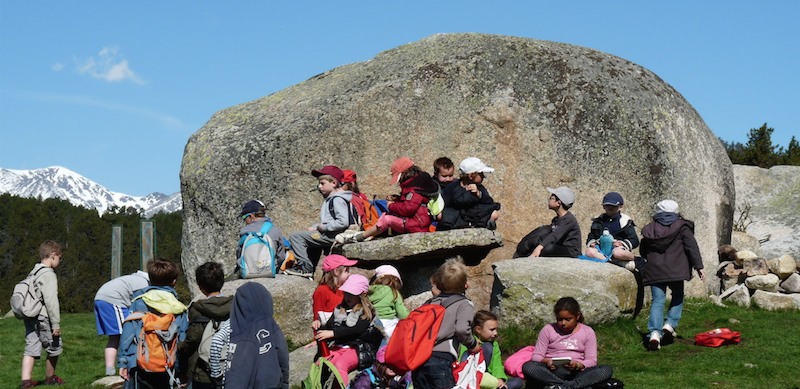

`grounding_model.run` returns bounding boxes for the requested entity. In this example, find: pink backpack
[503,346,535,378]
